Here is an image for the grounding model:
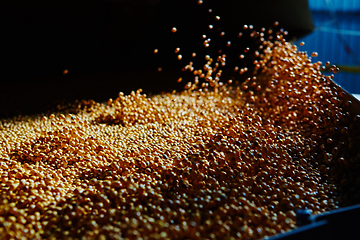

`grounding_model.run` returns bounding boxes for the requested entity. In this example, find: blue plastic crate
[308,0,360,12]
[294,0,360,94]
